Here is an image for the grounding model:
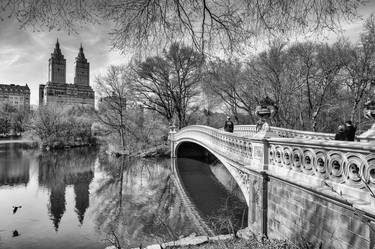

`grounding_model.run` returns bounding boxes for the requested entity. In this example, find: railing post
[251,138,270,171]
[250,138,270,238]
[259,171,269,238]
[169,124,177,158]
